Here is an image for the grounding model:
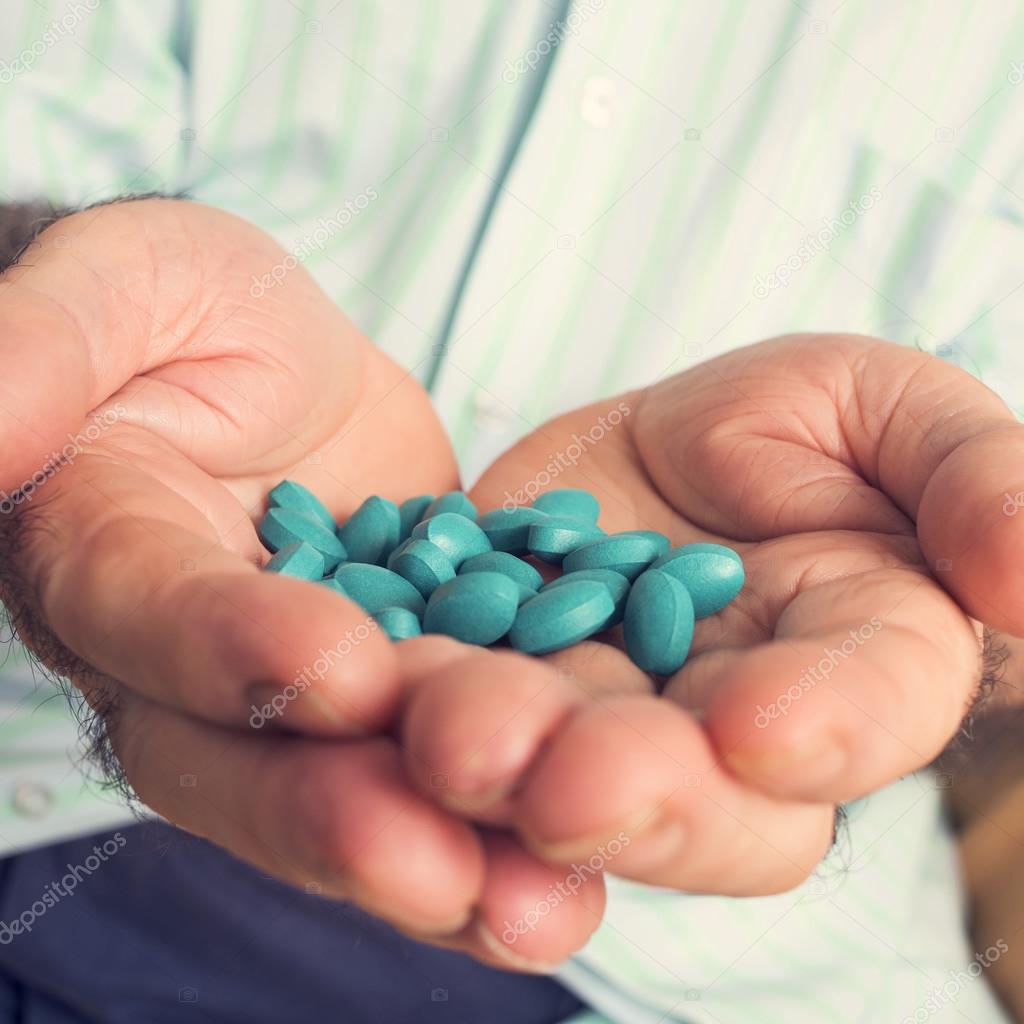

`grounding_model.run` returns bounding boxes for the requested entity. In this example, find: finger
[470,831,605,971]
[8,452,400,735]
[512,695,833,895]
[402,649,580,819]
[112,689,485,937]
[680,568,981,802]
[636,334,1024,633]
